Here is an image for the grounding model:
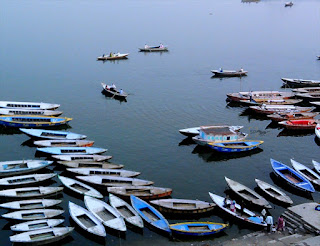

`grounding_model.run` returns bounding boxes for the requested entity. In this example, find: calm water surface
[1,0,320,245]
